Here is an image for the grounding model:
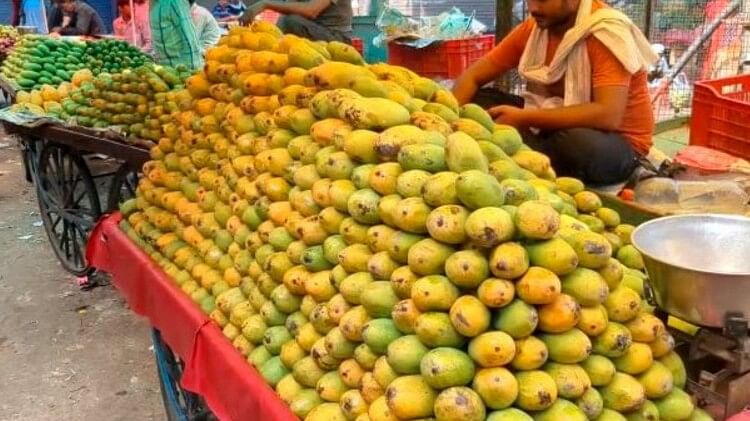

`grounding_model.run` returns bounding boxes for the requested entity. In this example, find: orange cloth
[486,0,653,155]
